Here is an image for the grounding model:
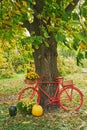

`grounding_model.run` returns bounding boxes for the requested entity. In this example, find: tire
[58,86,83,111]
[18,87,40,104]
